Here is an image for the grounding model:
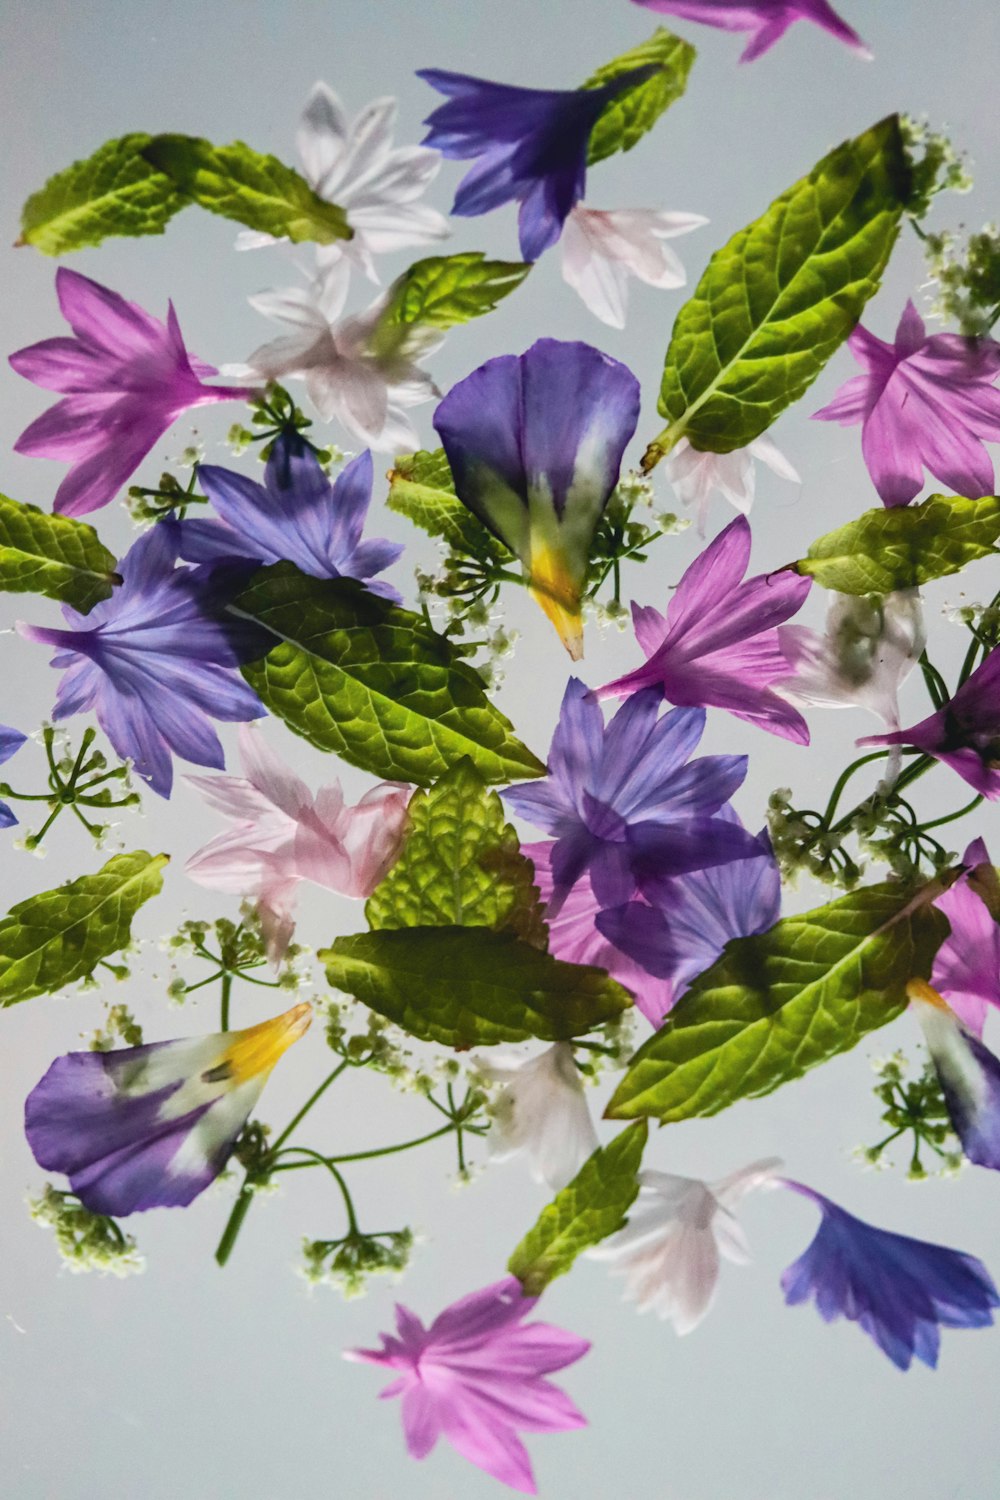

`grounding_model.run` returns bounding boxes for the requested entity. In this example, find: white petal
[484,1043,598,1192]
[331,97,397,198]
[248,285,328,331]
[561,211,628,329]
[297,81,350,190]
[747,434,801,483]
[315,257,352,323]
[235,228,282,252]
